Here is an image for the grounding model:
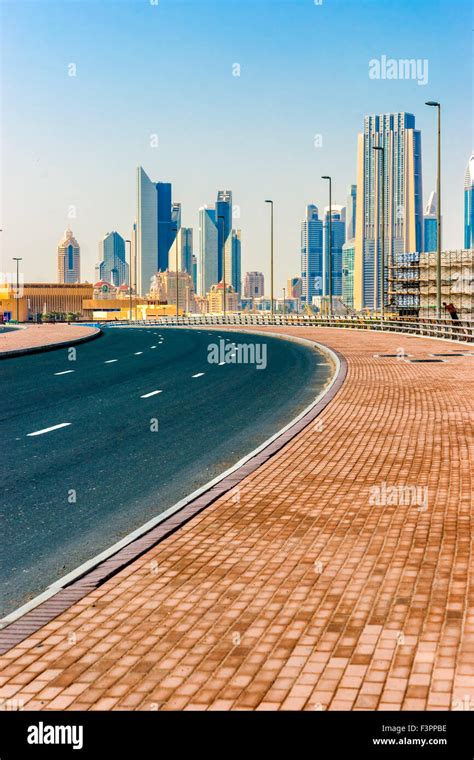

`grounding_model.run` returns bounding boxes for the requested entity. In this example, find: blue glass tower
[216,191,232,282]
[156,182,172,272]
[98,231,129,286]
[324,206,346,297]
[301,205,323,304]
